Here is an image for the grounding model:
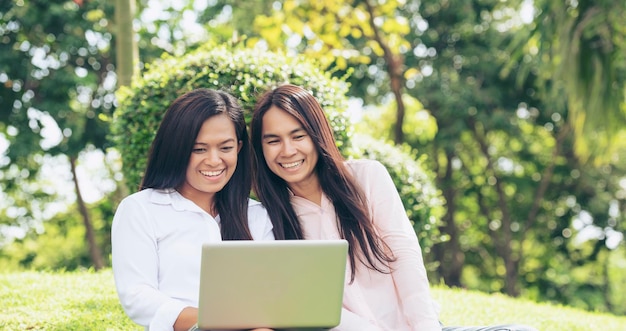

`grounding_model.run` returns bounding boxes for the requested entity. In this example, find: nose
[281,140,297,156]
[203,149,221,166]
